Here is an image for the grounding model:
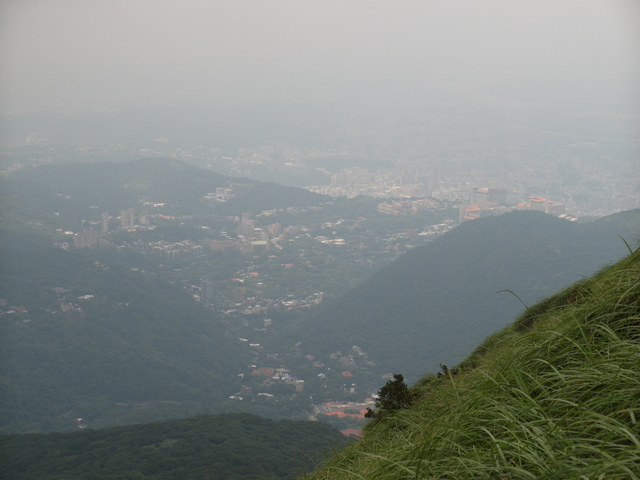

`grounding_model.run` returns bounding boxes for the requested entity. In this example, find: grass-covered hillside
[306,249,640,479]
